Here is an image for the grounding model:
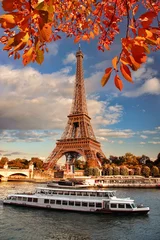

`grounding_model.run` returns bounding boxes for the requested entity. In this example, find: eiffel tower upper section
[61,46,96,141]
